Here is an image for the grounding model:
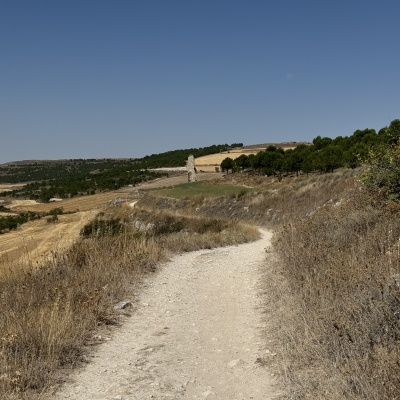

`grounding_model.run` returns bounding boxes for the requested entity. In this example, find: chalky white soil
[54,230,280,400]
